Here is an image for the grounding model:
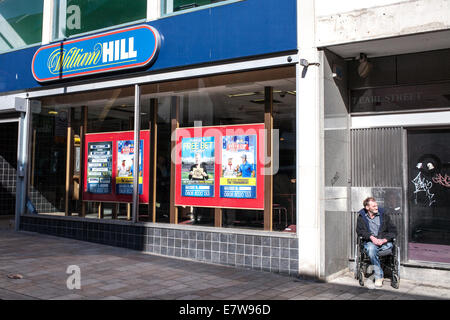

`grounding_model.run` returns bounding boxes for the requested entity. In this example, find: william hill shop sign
[32,25,161,82]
